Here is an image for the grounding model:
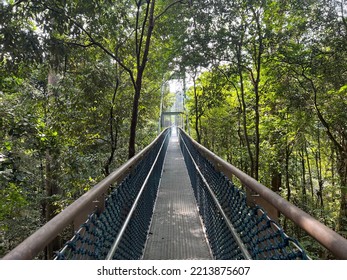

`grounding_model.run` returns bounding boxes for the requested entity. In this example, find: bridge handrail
[179,128,347,259]
[3,128,170,260]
